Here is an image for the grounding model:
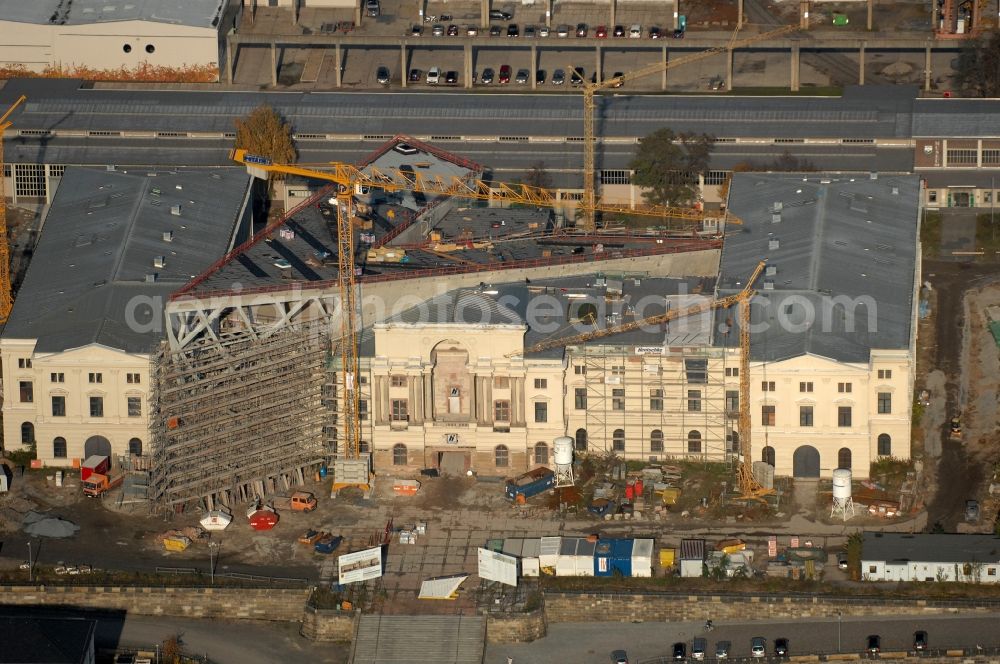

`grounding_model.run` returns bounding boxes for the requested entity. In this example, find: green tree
[233,104,297,179]
[955,32,1000,97]
[629,129,715,207]
[845,531,863,581]
[524,160,553,190]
